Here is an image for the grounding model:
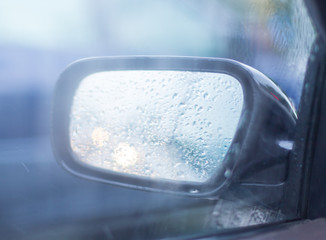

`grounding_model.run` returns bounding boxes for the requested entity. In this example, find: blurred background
[0,0,315,138]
